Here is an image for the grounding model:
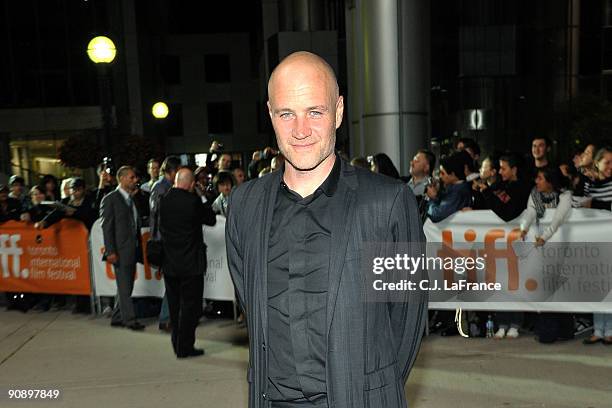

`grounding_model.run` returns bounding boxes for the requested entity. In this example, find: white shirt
[117,186,139,229]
